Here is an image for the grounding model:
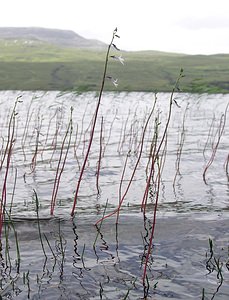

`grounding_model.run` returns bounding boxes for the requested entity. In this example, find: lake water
[0,91,229,299]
